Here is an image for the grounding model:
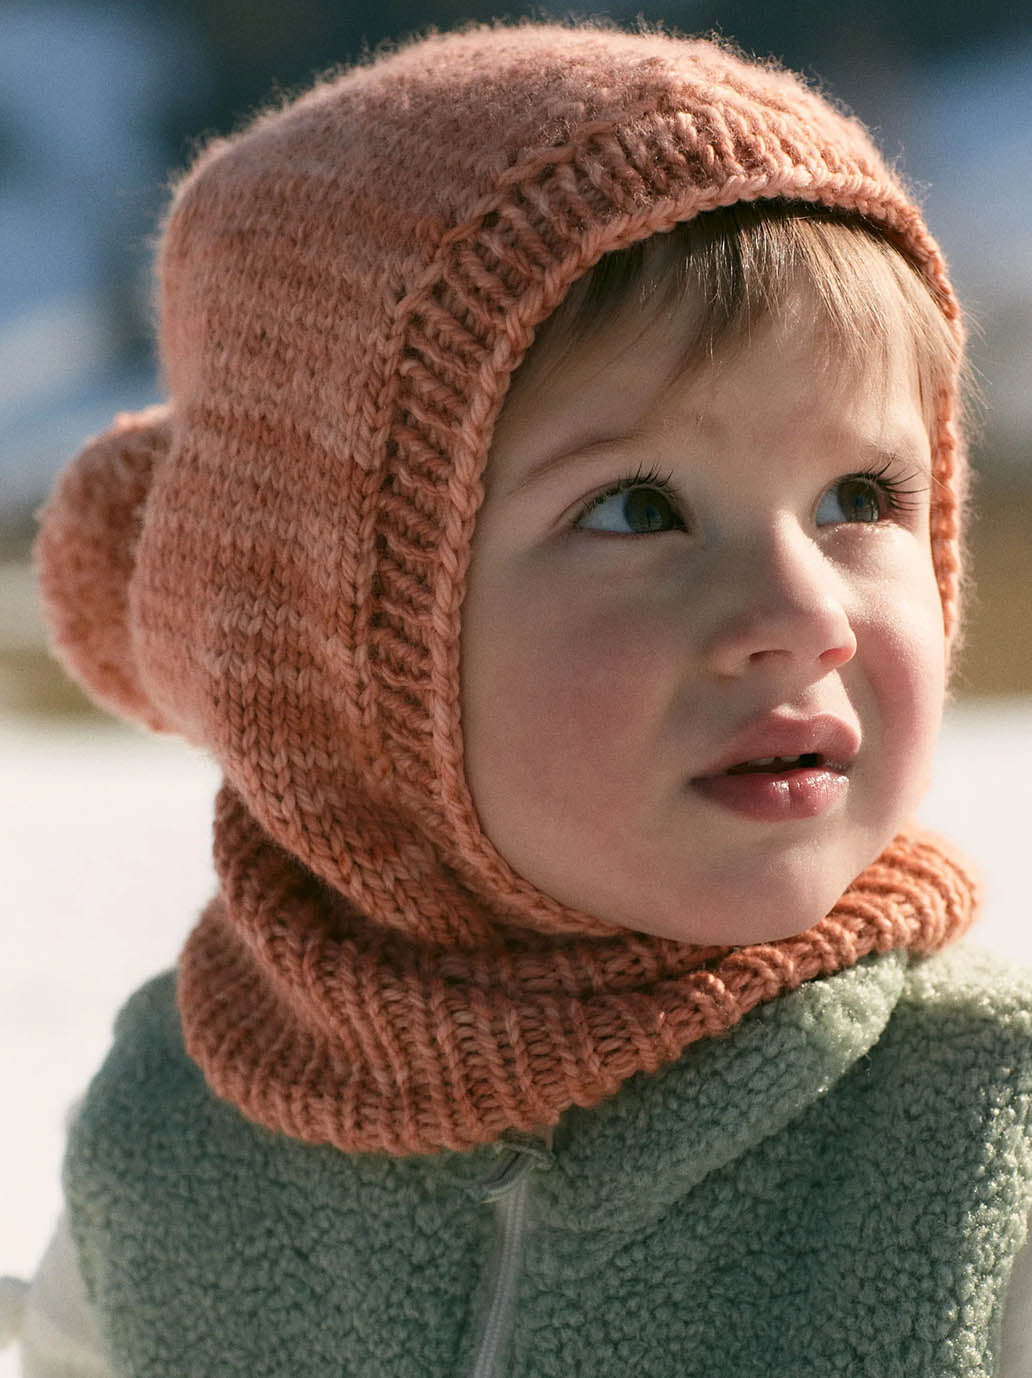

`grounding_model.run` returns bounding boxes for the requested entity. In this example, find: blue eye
[816,476,885,525]
[815,466,926,527]
[576,468,685,535]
